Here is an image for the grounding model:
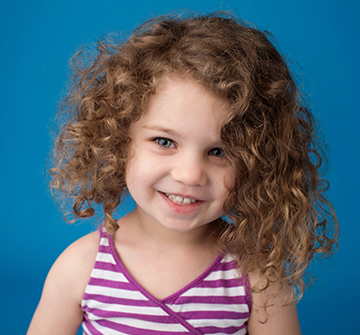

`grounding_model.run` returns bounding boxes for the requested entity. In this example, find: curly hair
[50,12,339,303]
